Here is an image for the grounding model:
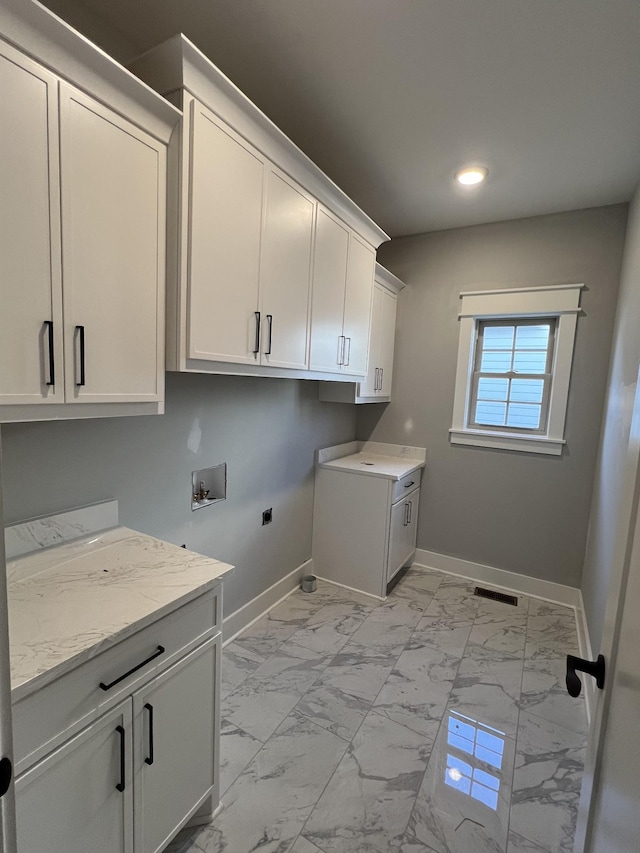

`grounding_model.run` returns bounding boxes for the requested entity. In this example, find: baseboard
[222,559,311,645]
[576,589,595,725]
[314,575,385,602]
[414,549,581,608]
